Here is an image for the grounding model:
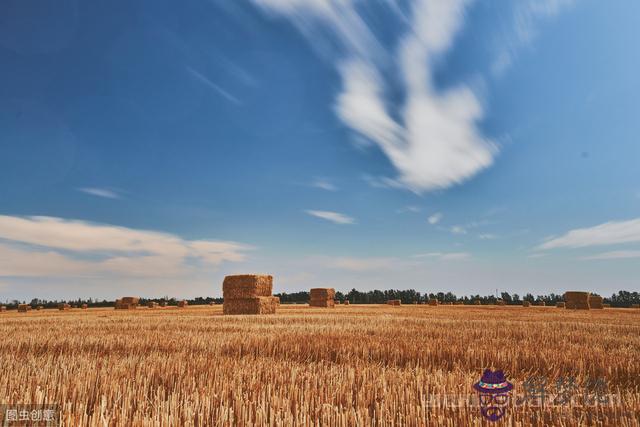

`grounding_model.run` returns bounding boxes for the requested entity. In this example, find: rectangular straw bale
[589,295,604,309]
[564,291,590,310]
[223,275,273,299]
[387,300,401,306]
[58,303,71,311]
[223,296,278,315]
[18,304,31,312]
[310,288,335,300]
[121,297,140,305]
[81,304,88,309]
[522,301,531,307]
[0,306,6,312]
[428,299,438,306]
[177,300,188,308]
[309,298,335,308]
[344,300,350,306]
